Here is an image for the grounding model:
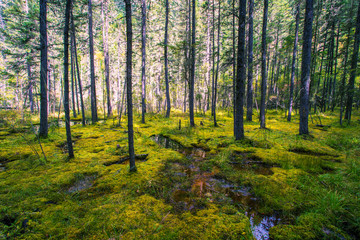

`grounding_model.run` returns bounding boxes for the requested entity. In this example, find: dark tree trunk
[232,0,237,129]
[260,0,268,129]
[71,43,77,118]
[124,0,136,172]
[246,0,253,121]
[88,0,98,124]
[234,0,246,140]
[331,23,340,112]
[345,2,360,123]
[164,0,171,118]
[288,2,300,122]
[27,59,34,113]
[189,0,196,127]
[211,0,215,117]
[141,0,147,123]
[213,1,221,127]
[340,28,351,125]
[102,0,112,117]
[39,0,48,137]
[63,0,74,158]
[71,13,86,126]
[299,0,314,135]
